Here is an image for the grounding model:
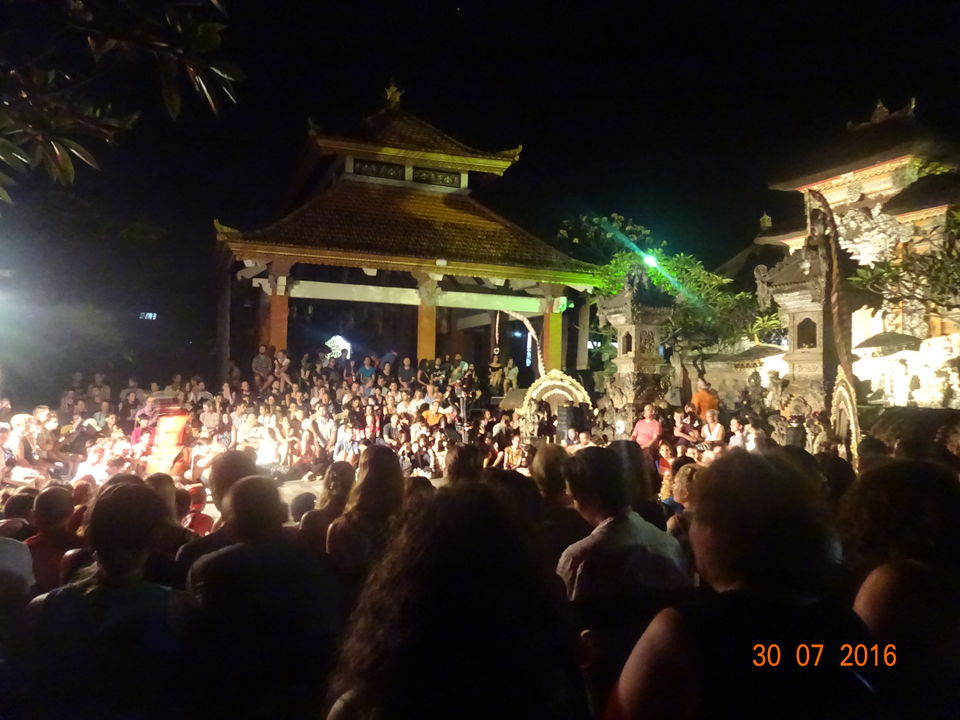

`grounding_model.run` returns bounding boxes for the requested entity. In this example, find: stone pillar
[417,302,436,362]
[542,310,563,372]
[576,299,590,370]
